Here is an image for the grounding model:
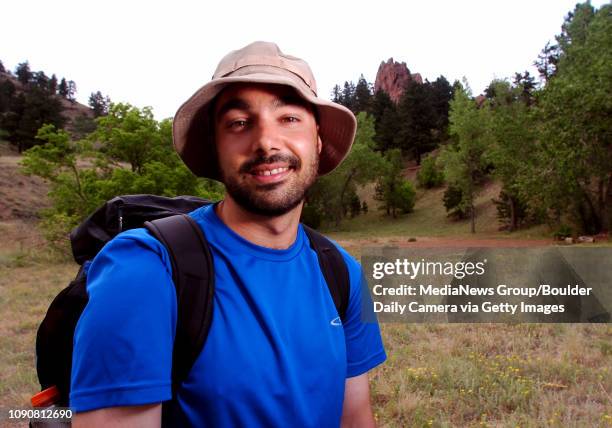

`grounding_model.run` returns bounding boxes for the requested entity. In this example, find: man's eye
[283,116,299,123]
[229,119,248,129]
